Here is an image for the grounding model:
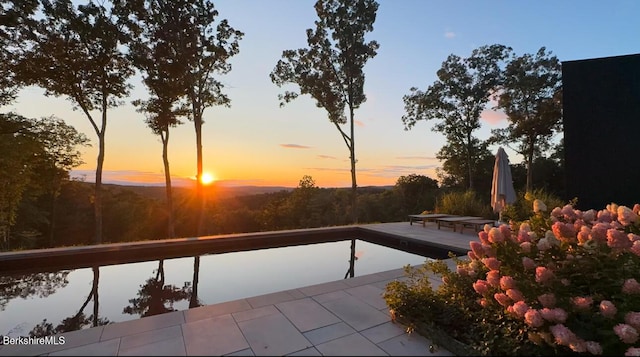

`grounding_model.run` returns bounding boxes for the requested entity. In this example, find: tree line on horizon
[0,0,564,250]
